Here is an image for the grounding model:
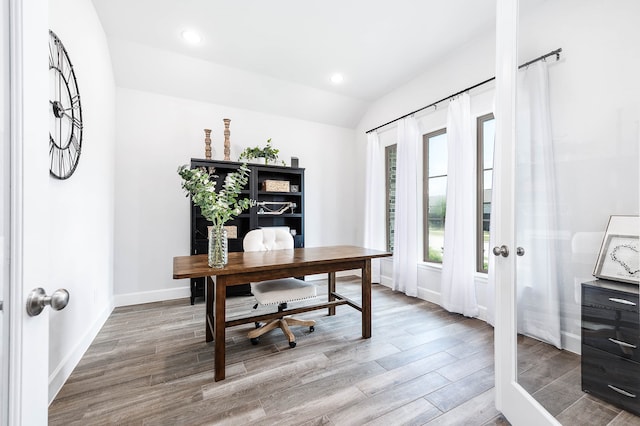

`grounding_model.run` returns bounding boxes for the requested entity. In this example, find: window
[477,113,495,273]
[385,144,397,252]
[423,129,447,263]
